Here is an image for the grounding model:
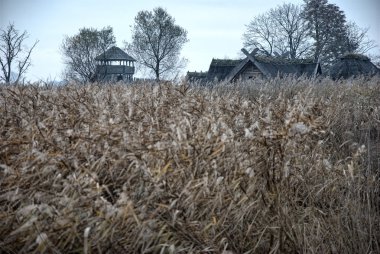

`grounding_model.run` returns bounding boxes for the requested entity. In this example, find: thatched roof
[95,46,136,61]
[186,71,208,83]
[254,55,315,64]
[329,53,379,79]
[207,59,242,81]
